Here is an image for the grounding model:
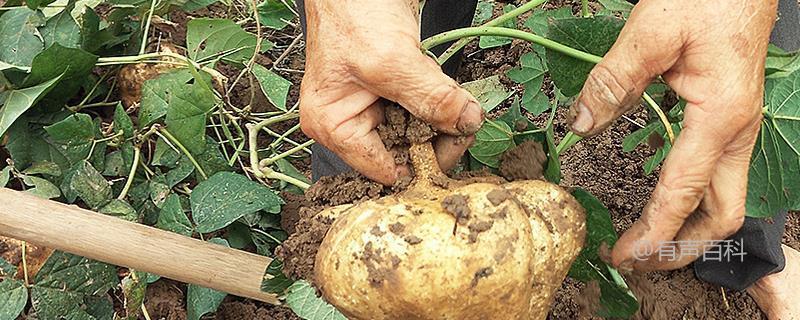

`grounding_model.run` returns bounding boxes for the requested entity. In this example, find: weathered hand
[567,0,778,270]
[299,0,484,185]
